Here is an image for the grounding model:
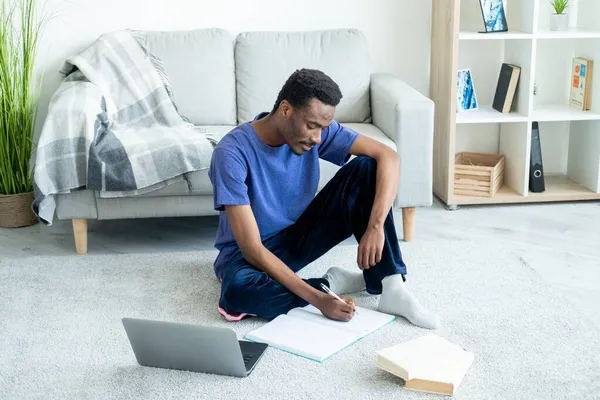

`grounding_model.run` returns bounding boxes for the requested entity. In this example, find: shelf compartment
[453,121,531,202]
[536,0,600,34]
[458,39,533,121]
[533,39,600,115]
[565,121,600,193]
[534,120,600,194]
